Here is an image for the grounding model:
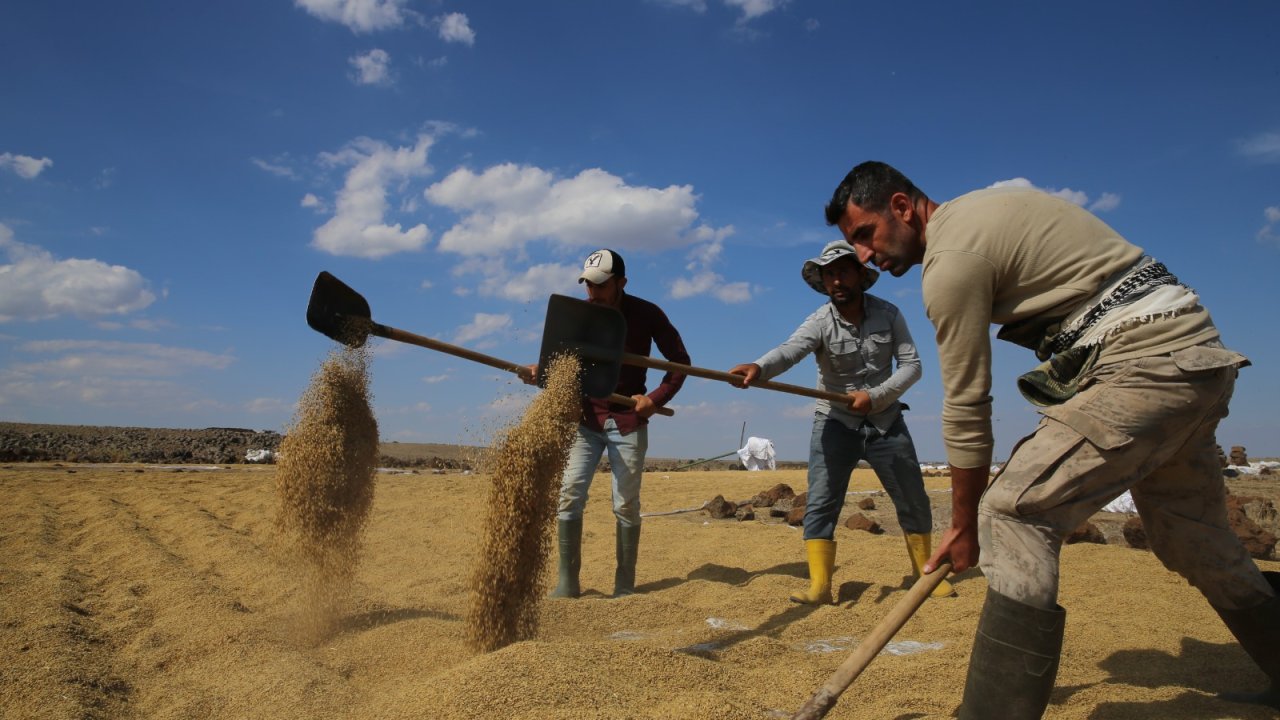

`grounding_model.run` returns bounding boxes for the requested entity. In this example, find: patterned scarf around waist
[1018,256,1200,406]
